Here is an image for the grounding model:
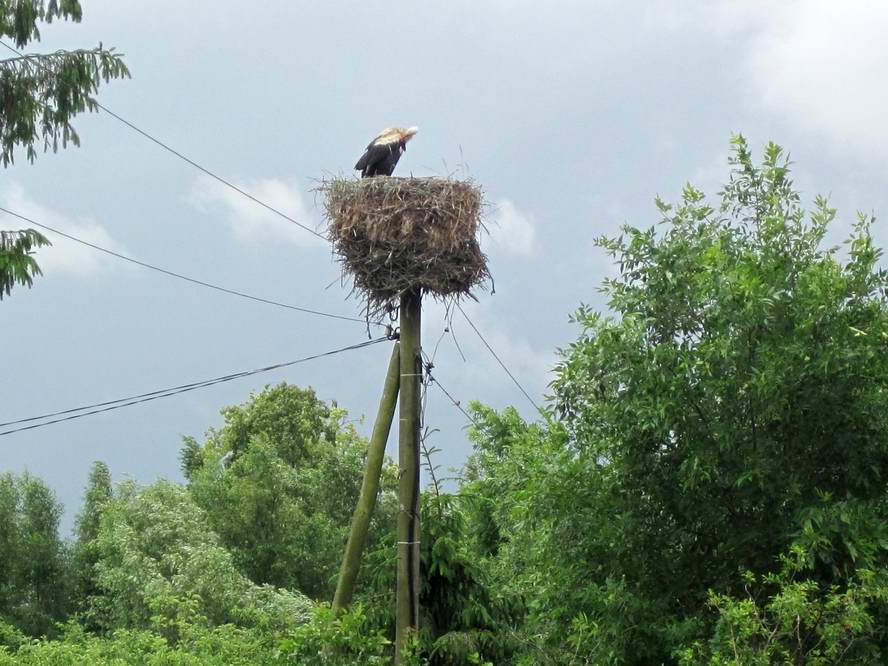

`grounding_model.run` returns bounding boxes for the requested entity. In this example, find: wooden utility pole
[396,288,422,663]
[332,342,401,614]
[324,174,485,663]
